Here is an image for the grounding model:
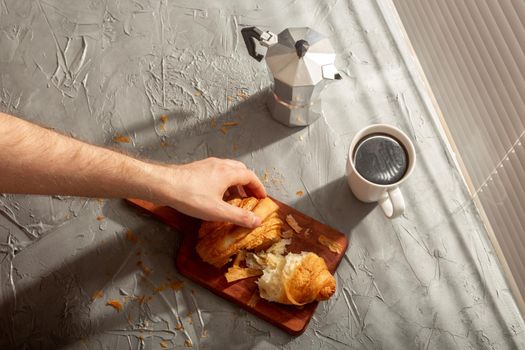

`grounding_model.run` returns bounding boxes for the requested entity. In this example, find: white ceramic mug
[346,124,416,218]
